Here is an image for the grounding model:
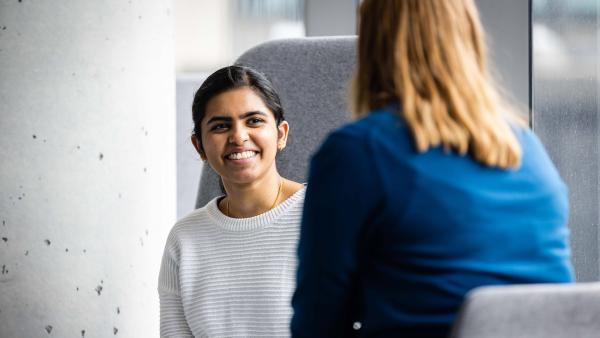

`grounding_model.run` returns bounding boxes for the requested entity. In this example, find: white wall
[176,74,206,219]
[174,0,233,72]
[0,1,175,337]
